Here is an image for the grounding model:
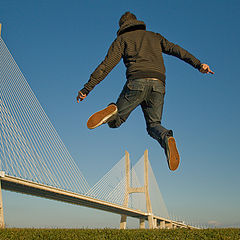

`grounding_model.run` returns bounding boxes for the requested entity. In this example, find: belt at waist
[143,78,160,81]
